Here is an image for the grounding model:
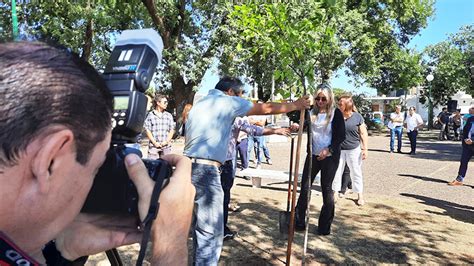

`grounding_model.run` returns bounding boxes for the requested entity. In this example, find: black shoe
[243,176,251,181]
[224,228,235,241]
[410,151,416,155]
[397,150,402,153]
[294,214,306,231]
[317,230,331,236]
[295,222,306,231]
